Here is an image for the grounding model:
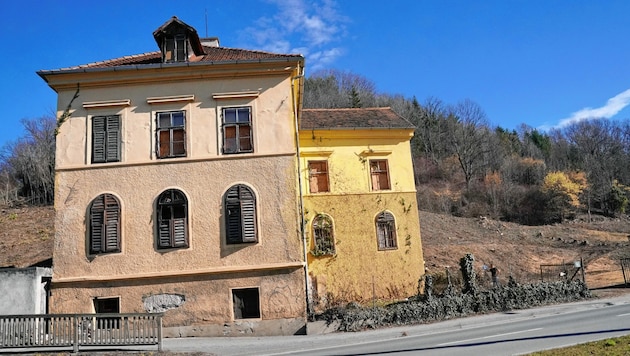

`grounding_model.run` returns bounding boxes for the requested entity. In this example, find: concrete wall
[51,268,306,336]
[0,267,51,315]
